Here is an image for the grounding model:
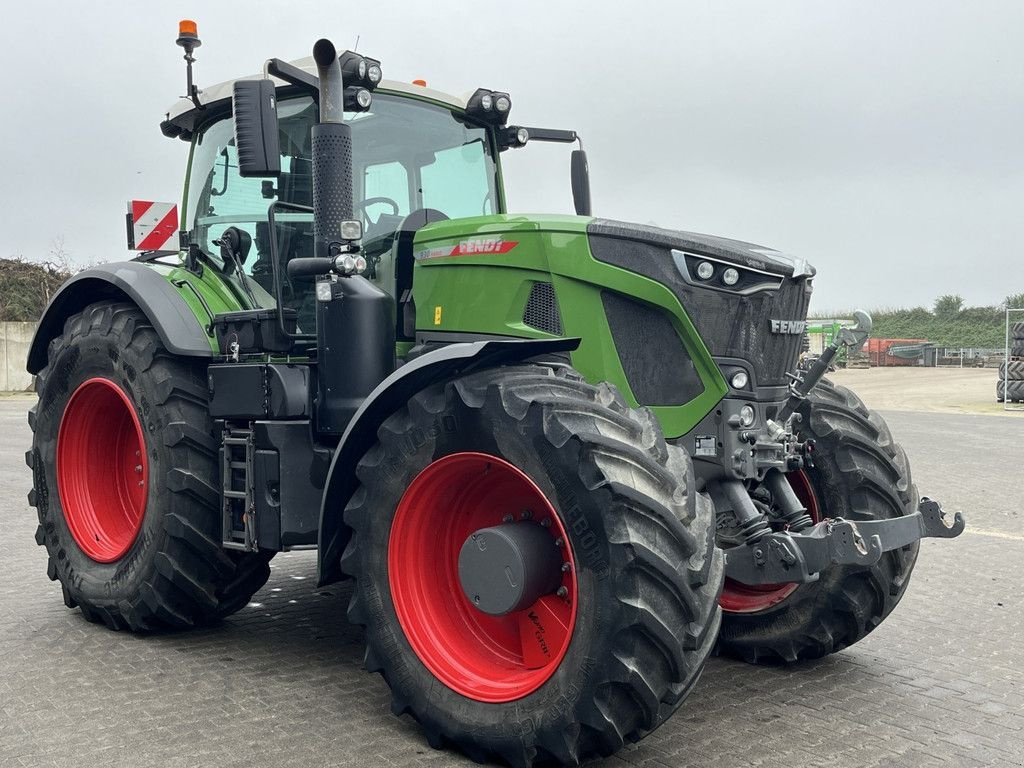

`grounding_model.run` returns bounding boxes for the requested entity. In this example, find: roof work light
[466,88,513,125]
